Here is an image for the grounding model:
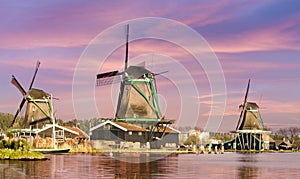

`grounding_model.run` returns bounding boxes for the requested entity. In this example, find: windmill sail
[96,70,122,86]
[11,76,26,96]
[29,61,40,89]
[235,79,250,130]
